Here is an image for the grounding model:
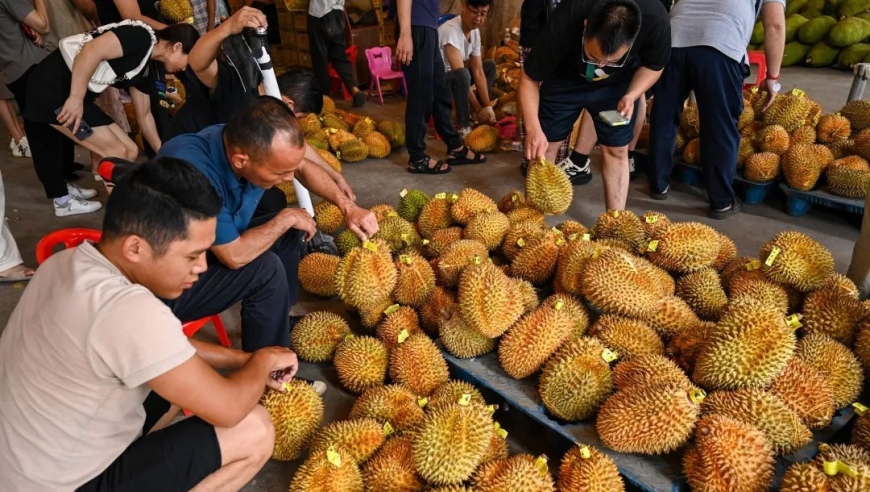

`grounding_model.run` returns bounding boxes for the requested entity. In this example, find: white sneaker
[310,380,327,396]
[11,137,30,158]
[9,138,14,150]
[628,157,636,173]
[54,196,102,217]
[67,183,98,200]
[557,156,593,185]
